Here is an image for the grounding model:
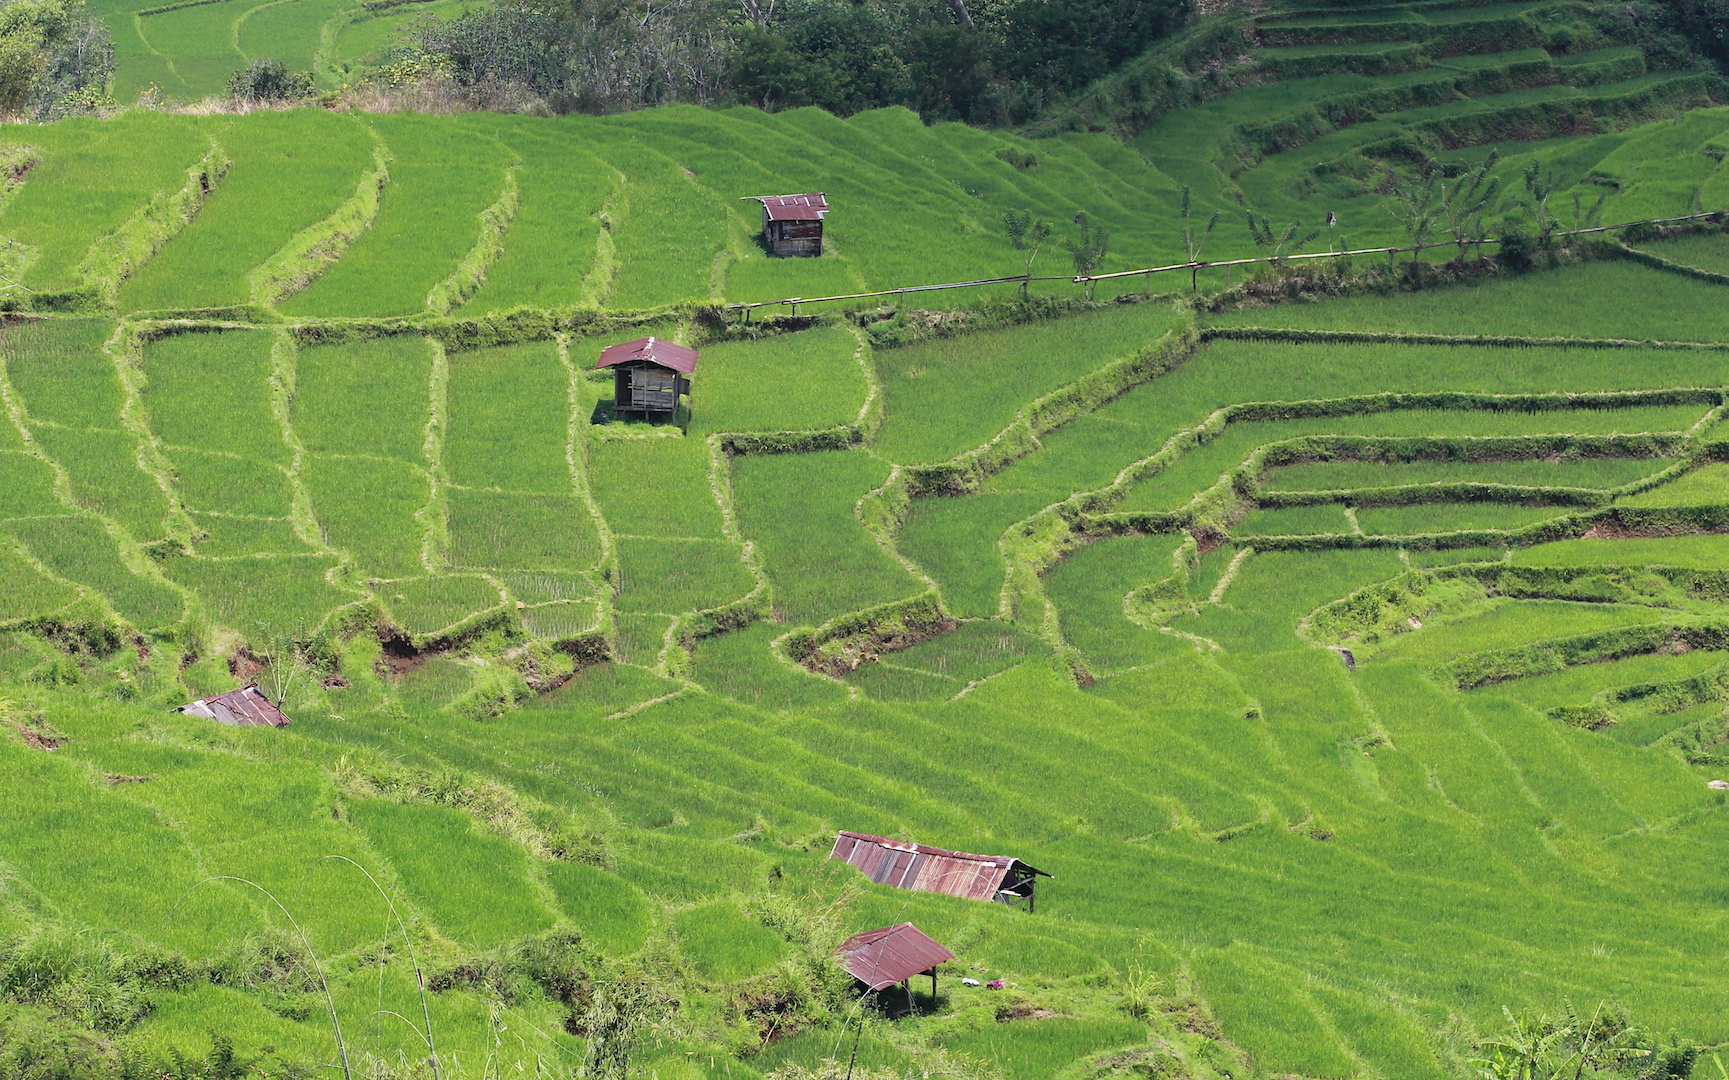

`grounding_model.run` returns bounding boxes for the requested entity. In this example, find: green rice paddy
[7,7,1729,1077]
